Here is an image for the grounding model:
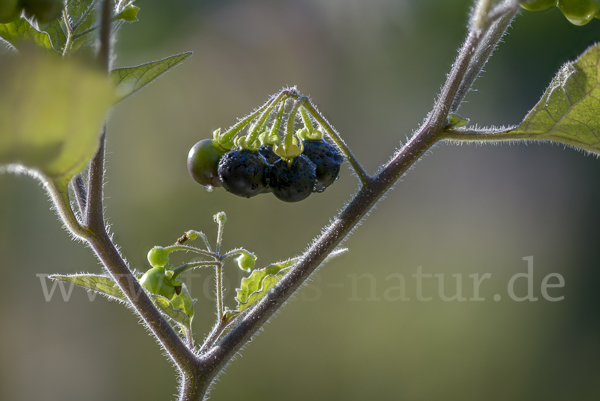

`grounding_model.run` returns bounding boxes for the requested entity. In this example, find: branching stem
[40,1,521,400]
